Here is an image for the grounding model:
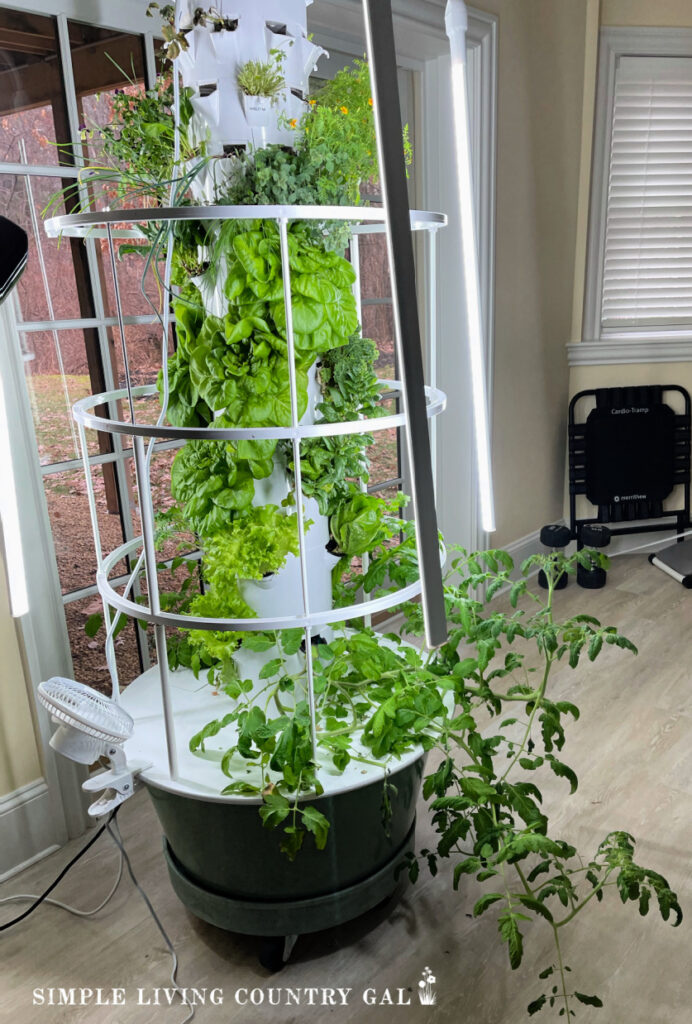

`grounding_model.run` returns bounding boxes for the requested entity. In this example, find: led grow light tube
[0,356,29,617]
[445,0,496,533]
